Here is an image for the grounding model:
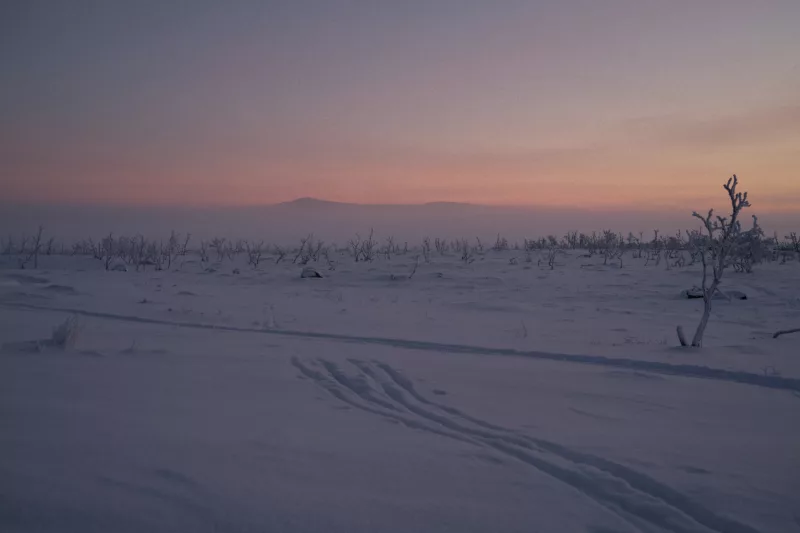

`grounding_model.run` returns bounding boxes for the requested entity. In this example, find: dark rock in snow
[301,267,323,279]
[109,259,128,272]
[681,287,747,300]
[682,287,704,299]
